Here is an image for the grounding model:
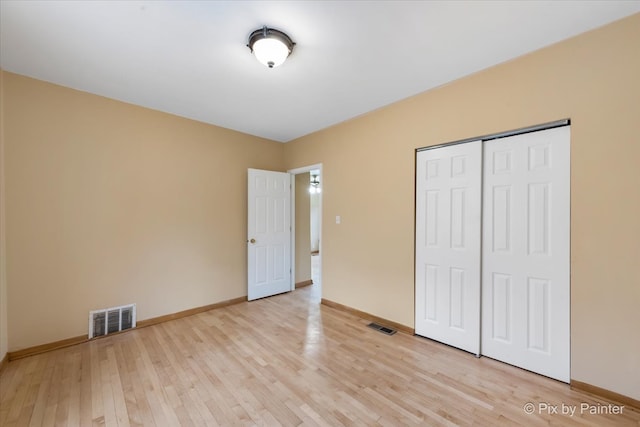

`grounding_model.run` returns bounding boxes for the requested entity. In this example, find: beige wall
[295,173,311,284]
[284,14,640,400]
[0,70,8,362]
[2,71,284,351]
